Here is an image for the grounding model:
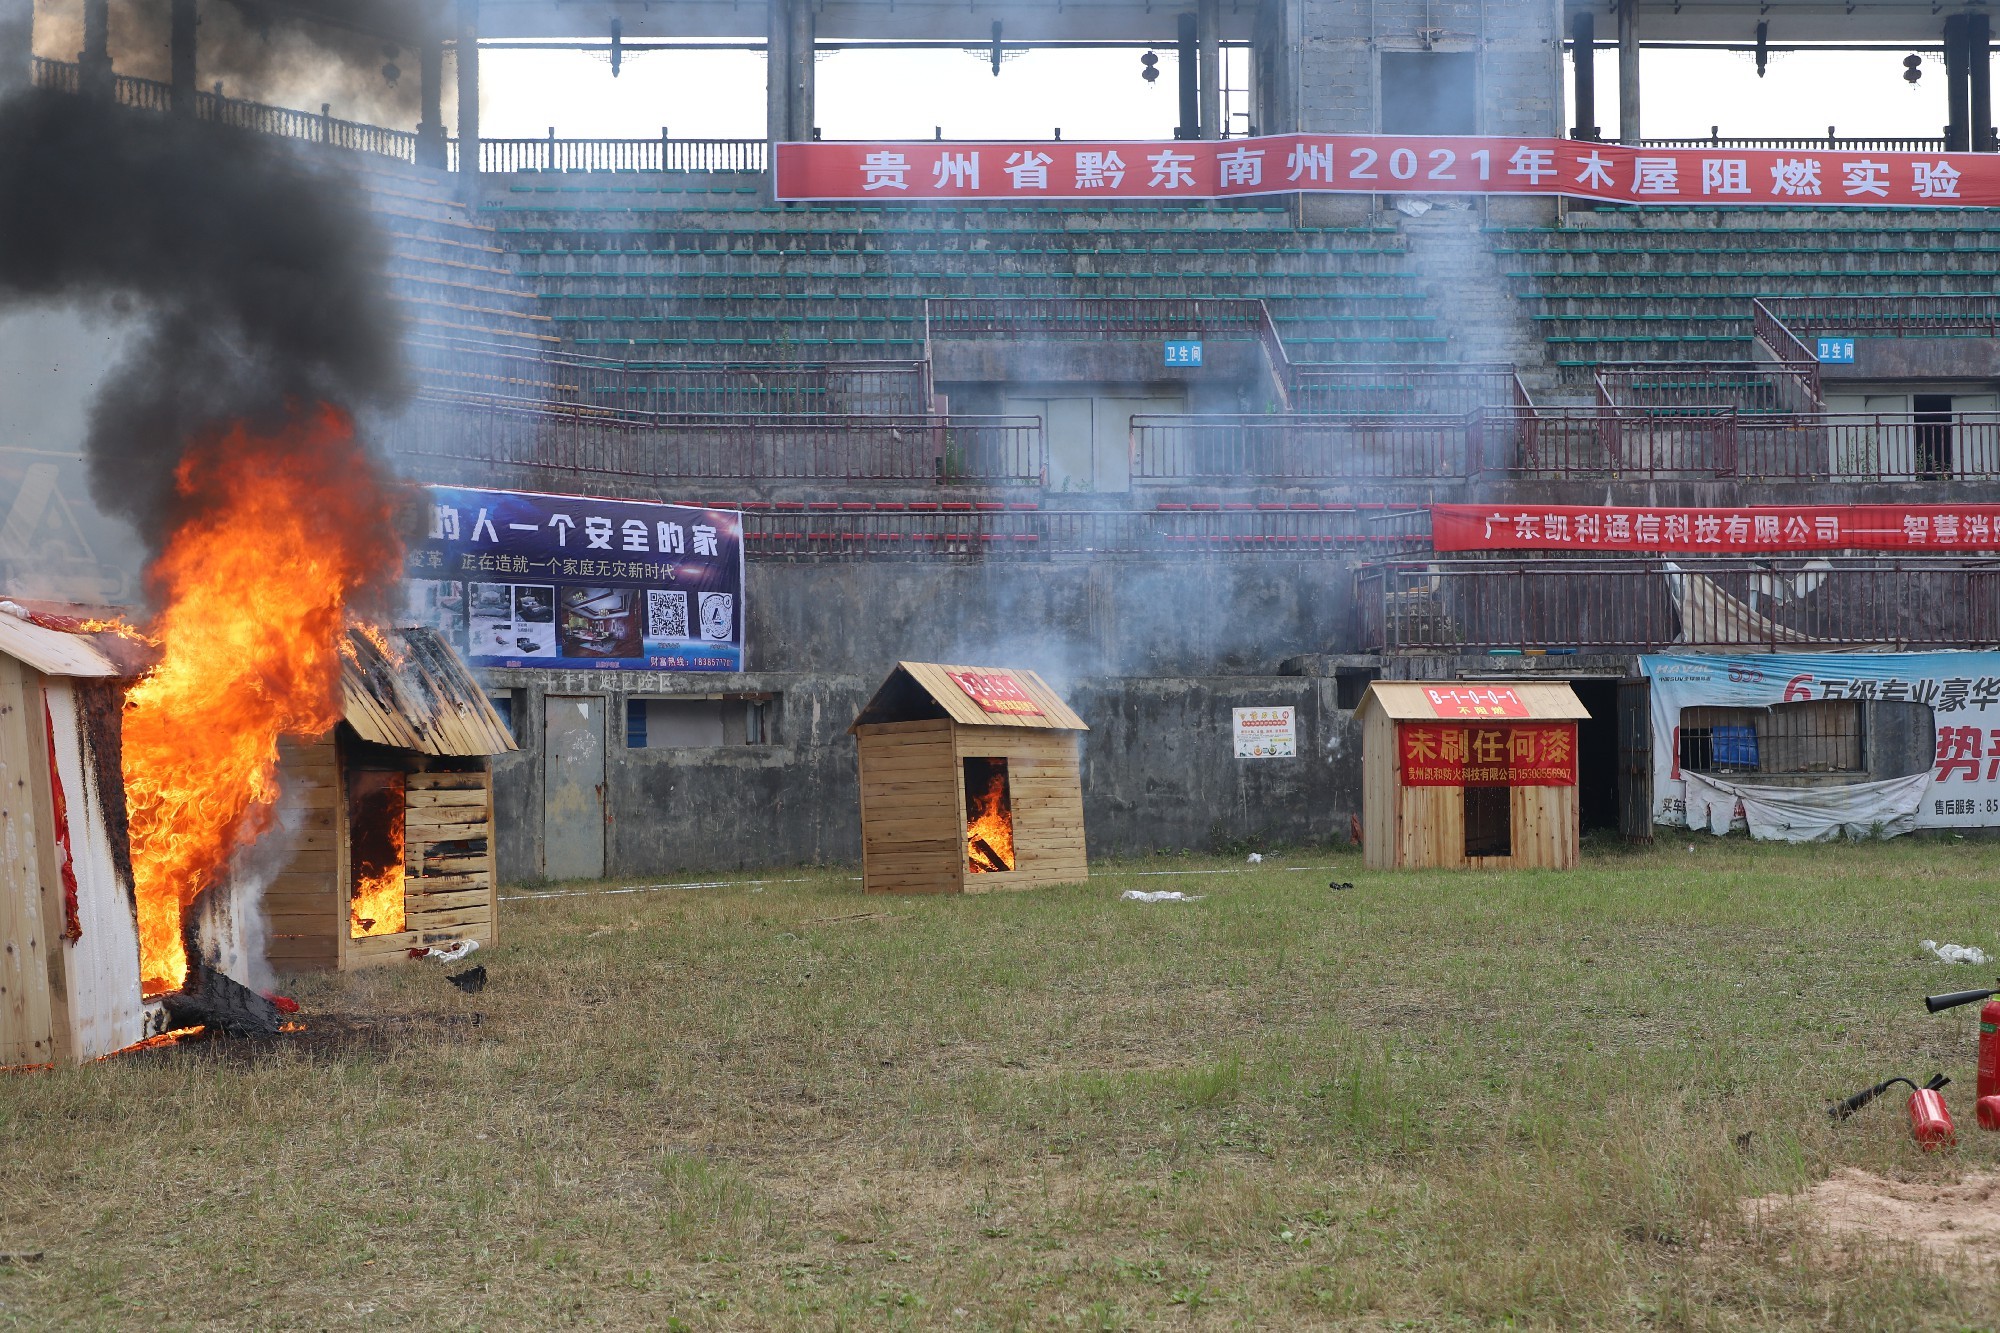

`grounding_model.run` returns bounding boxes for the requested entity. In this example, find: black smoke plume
[0,81,407,557]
